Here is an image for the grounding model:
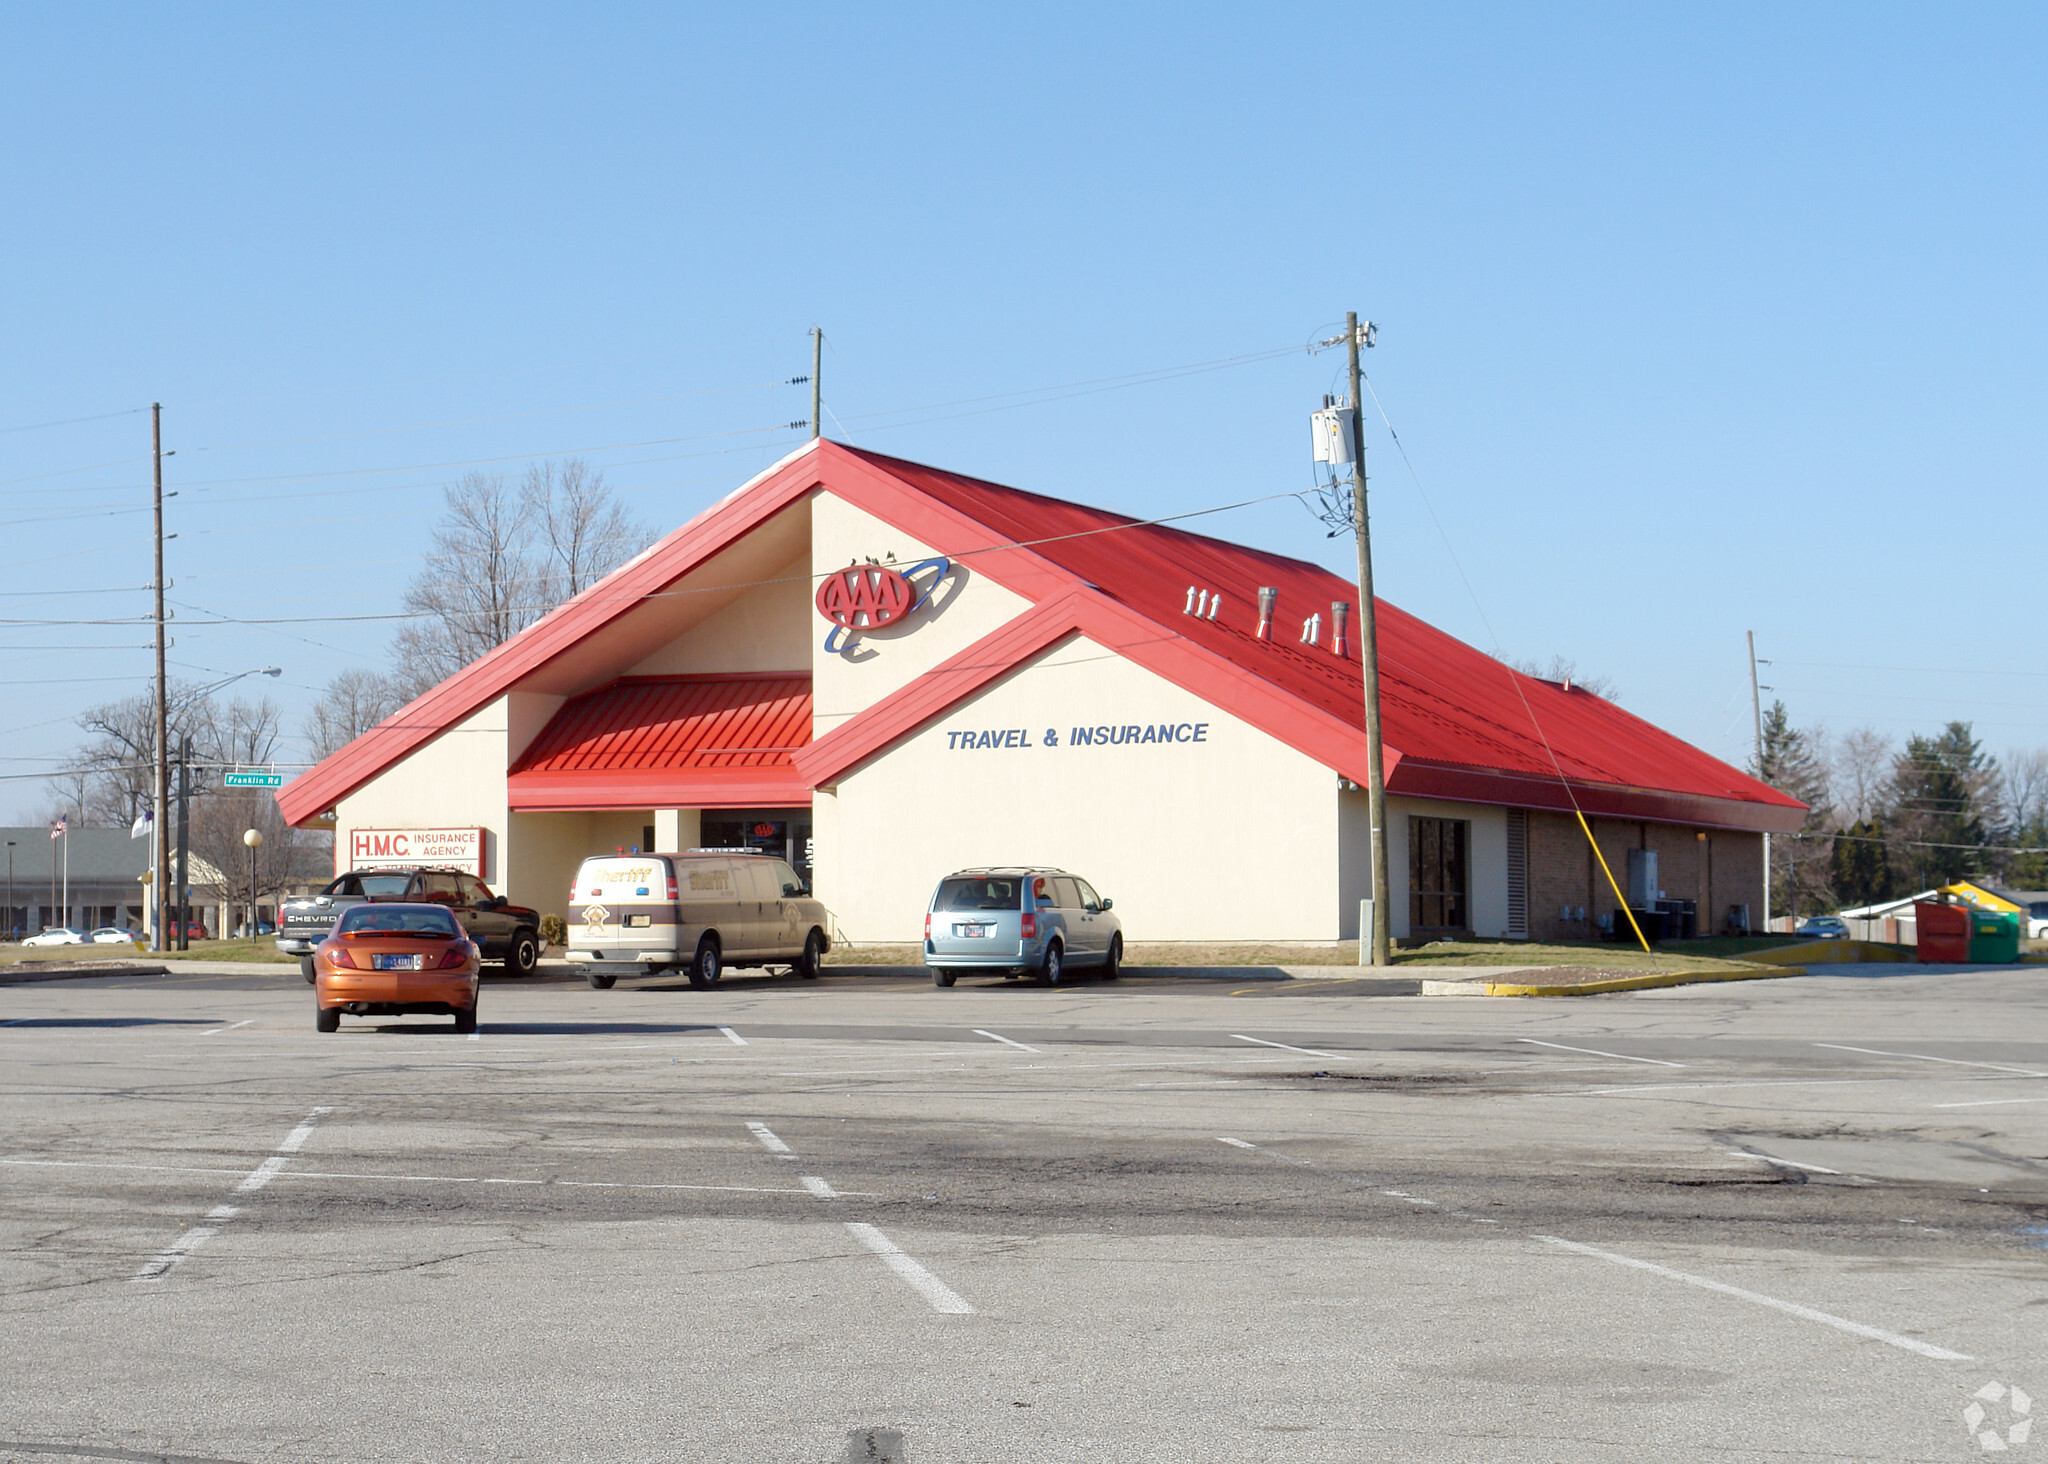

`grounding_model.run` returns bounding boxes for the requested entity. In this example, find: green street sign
[222,771,283,788]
